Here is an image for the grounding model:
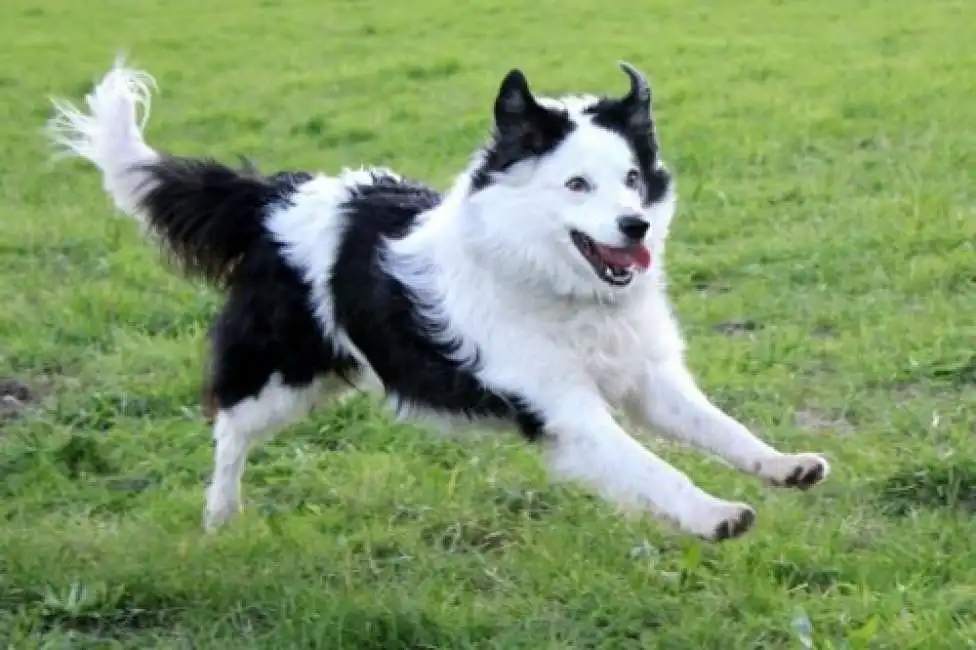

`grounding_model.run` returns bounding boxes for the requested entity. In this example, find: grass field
[2,0,975,647]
